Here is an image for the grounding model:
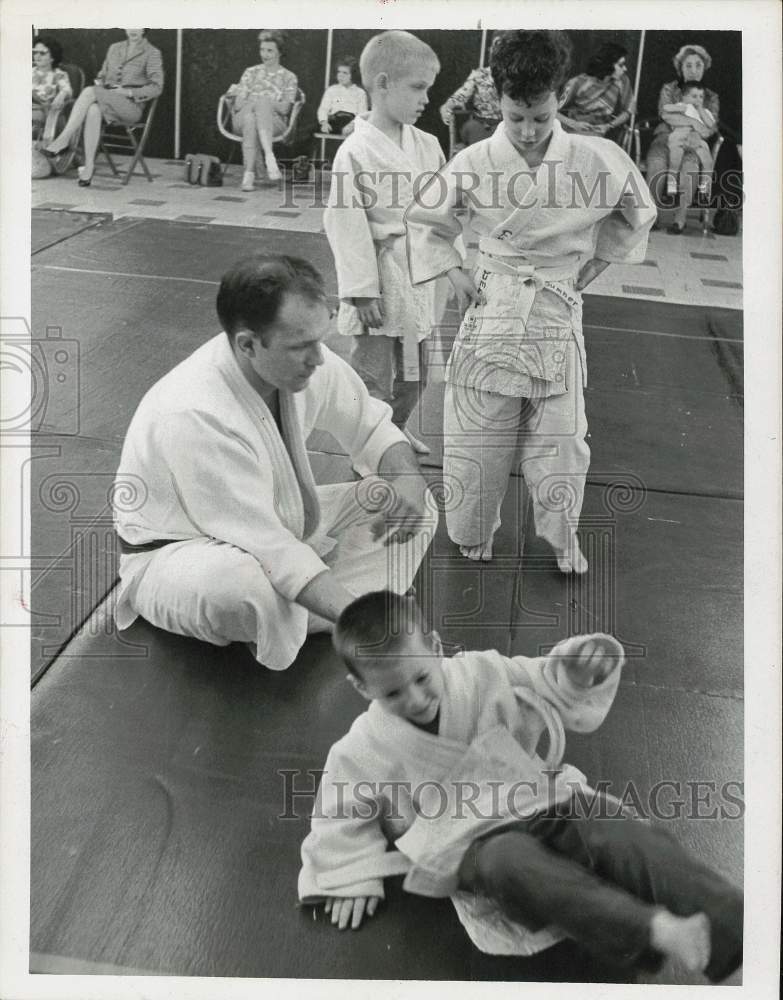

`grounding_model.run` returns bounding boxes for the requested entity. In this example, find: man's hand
[325,895,380,930]
[576,257,610,291]
[375,441,435,546]
[447,267,485,315]
[354,296,384,329]
[370,472,431,547]
[320,120,331,133]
